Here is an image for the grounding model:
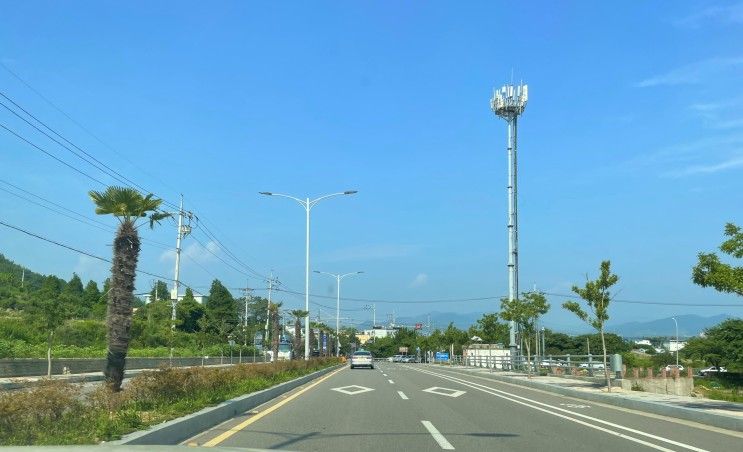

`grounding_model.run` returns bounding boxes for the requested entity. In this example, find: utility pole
[20,268,24,288]
[171,194,193,328]
[491,81,528,365]
[243,283,253,347]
